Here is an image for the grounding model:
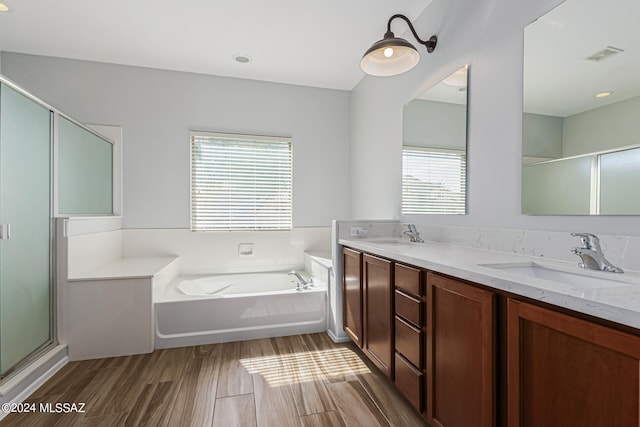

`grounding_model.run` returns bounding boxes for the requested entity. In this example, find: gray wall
[563,95,640,156]
[522,95,640,159]
[1,53,351,229]
[349,0,640,236]
[403,99,466,150]
[522,113,563,158]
